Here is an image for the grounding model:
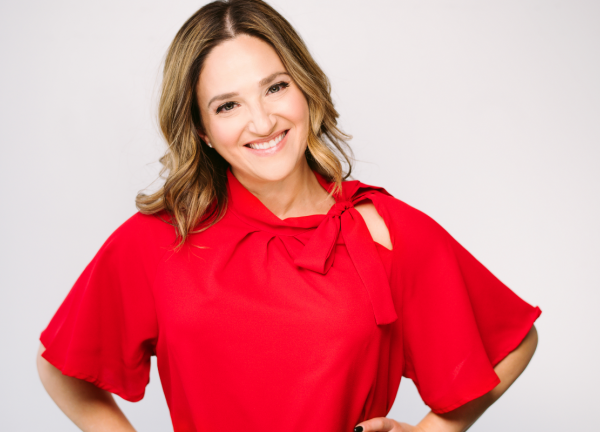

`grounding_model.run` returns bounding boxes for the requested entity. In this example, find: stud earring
[207,141,213,148]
